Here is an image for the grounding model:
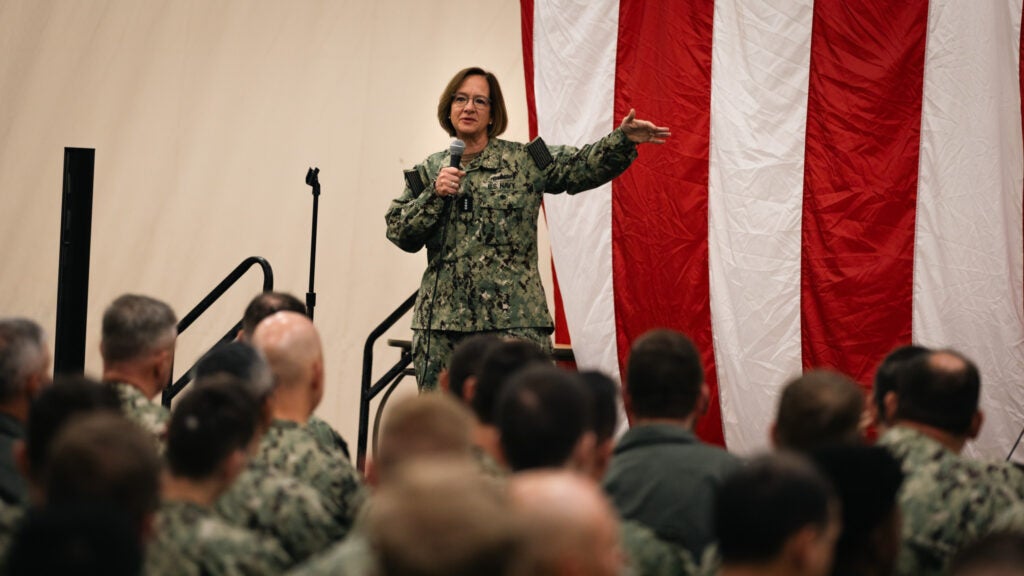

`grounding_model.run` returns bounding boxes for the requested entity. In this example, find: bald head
[895,348,981,436]
[251,312,324,419]
[509,471,623,576]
